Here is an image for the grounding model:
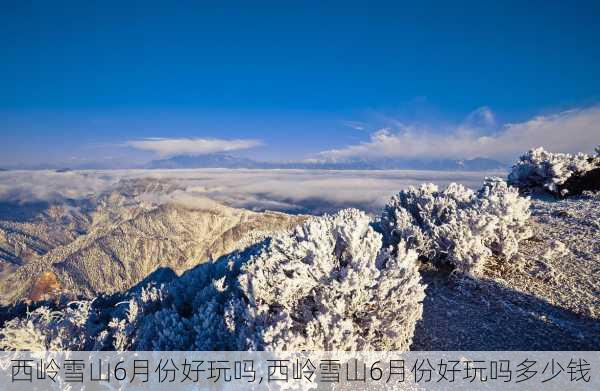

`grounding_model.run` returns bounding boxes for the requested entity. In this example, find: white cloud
[463,106,496,130]
[127,137,262,157]
[319,106,600,161]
